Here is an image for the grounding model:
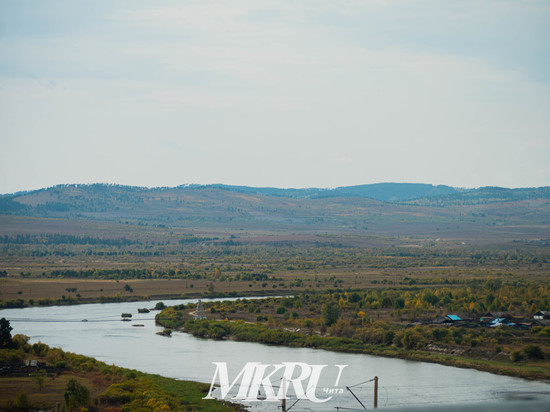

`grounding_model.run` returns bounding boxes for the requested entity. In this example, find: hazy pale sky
[1,0,549,194]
